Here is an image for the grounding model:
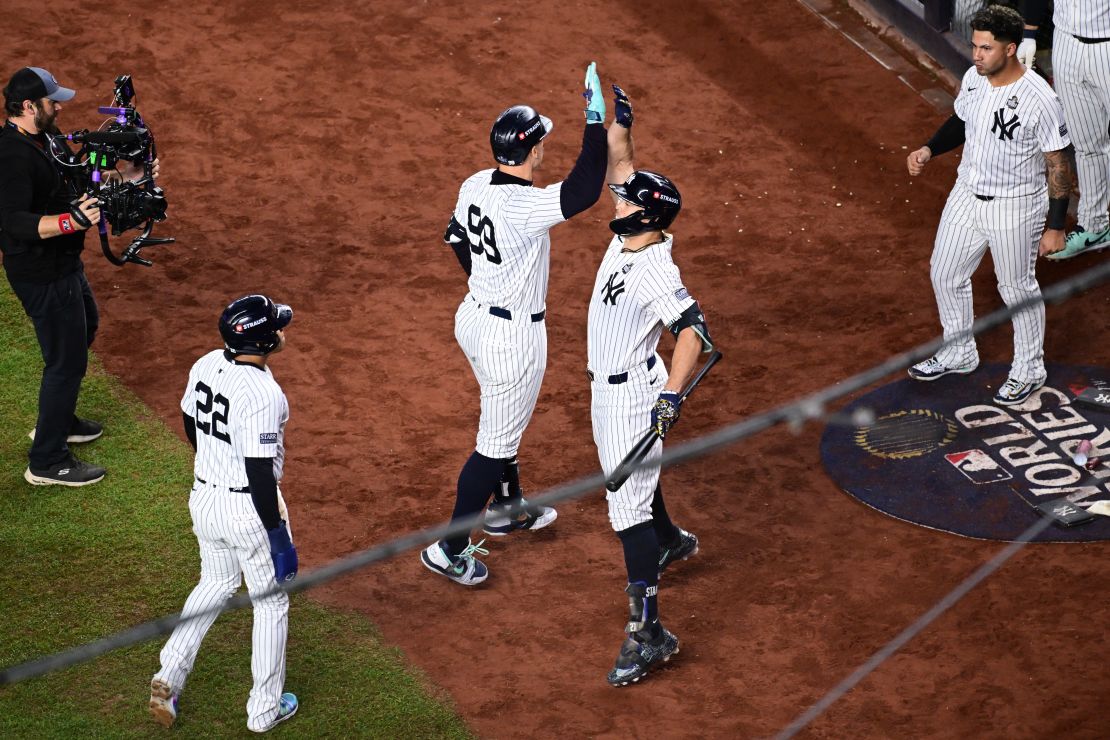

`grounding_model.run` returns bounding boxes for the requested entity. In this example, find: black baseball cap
[3,67,75,104]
